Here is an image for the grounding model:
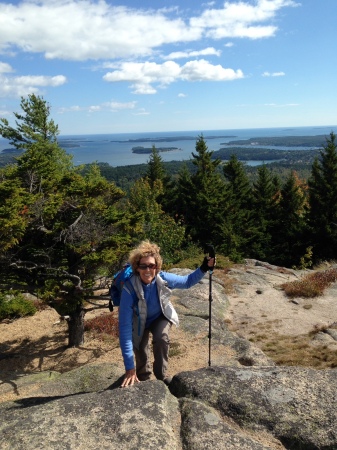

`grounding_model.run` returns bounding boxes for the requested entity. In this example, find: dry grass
[281,268,337,298]
[248,321,337,369]
[213,268,237,294]
[169,341,184,357]
[262,335,337,369]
